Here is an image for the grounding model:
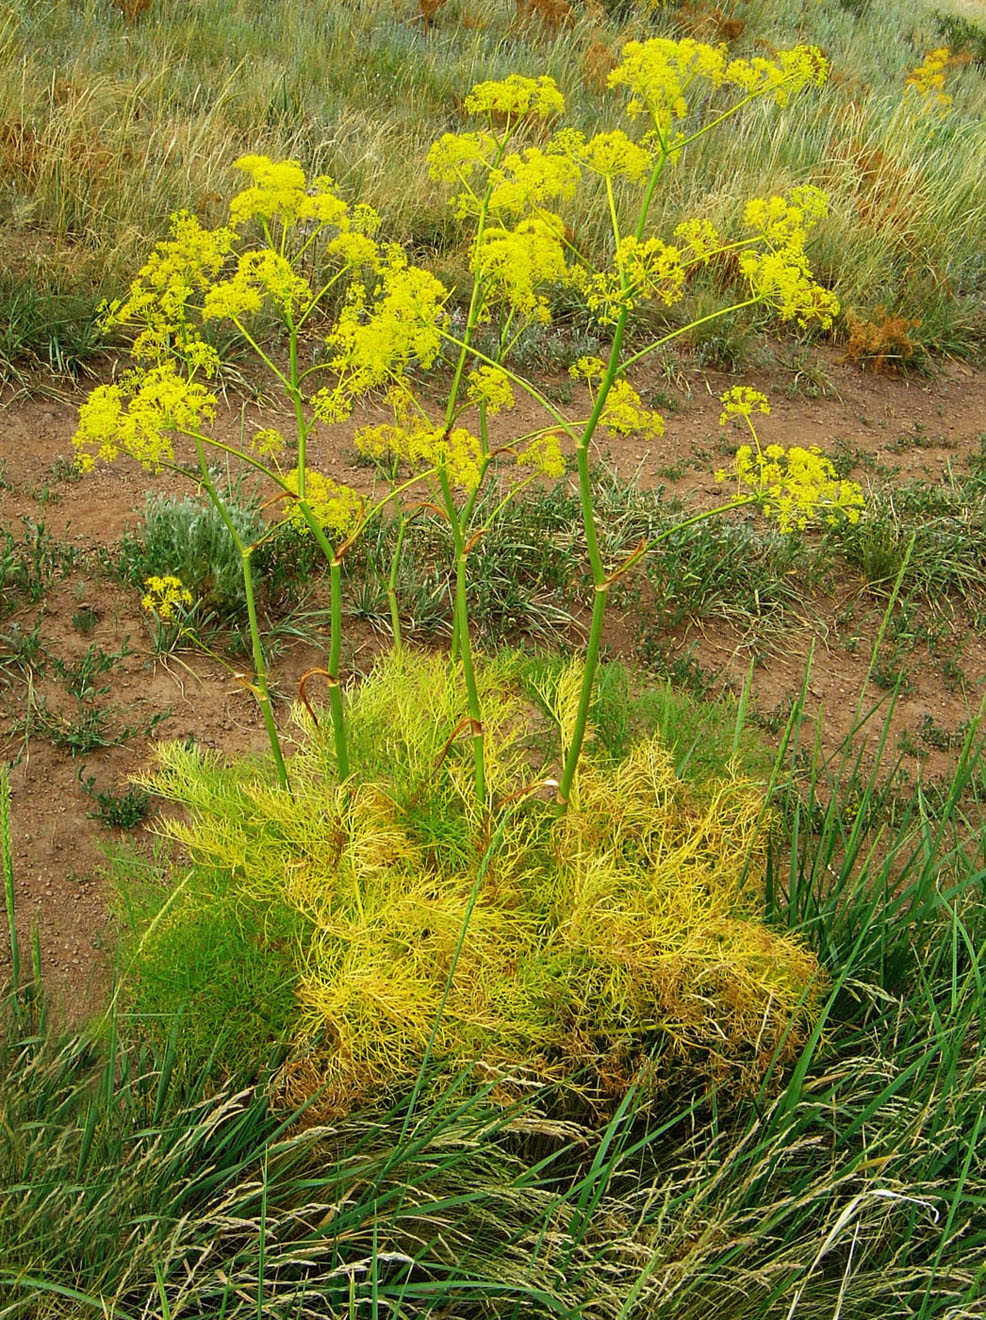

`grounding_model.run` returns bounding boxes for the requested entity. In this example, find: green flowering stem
[241,549,291,792]
[194,442,290,792]
[443,139,510,428]
[439,330,579,444]
[286,317,311,479]
[228,315,293,394]
[438,470,486,804]
[556,150,670,809]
